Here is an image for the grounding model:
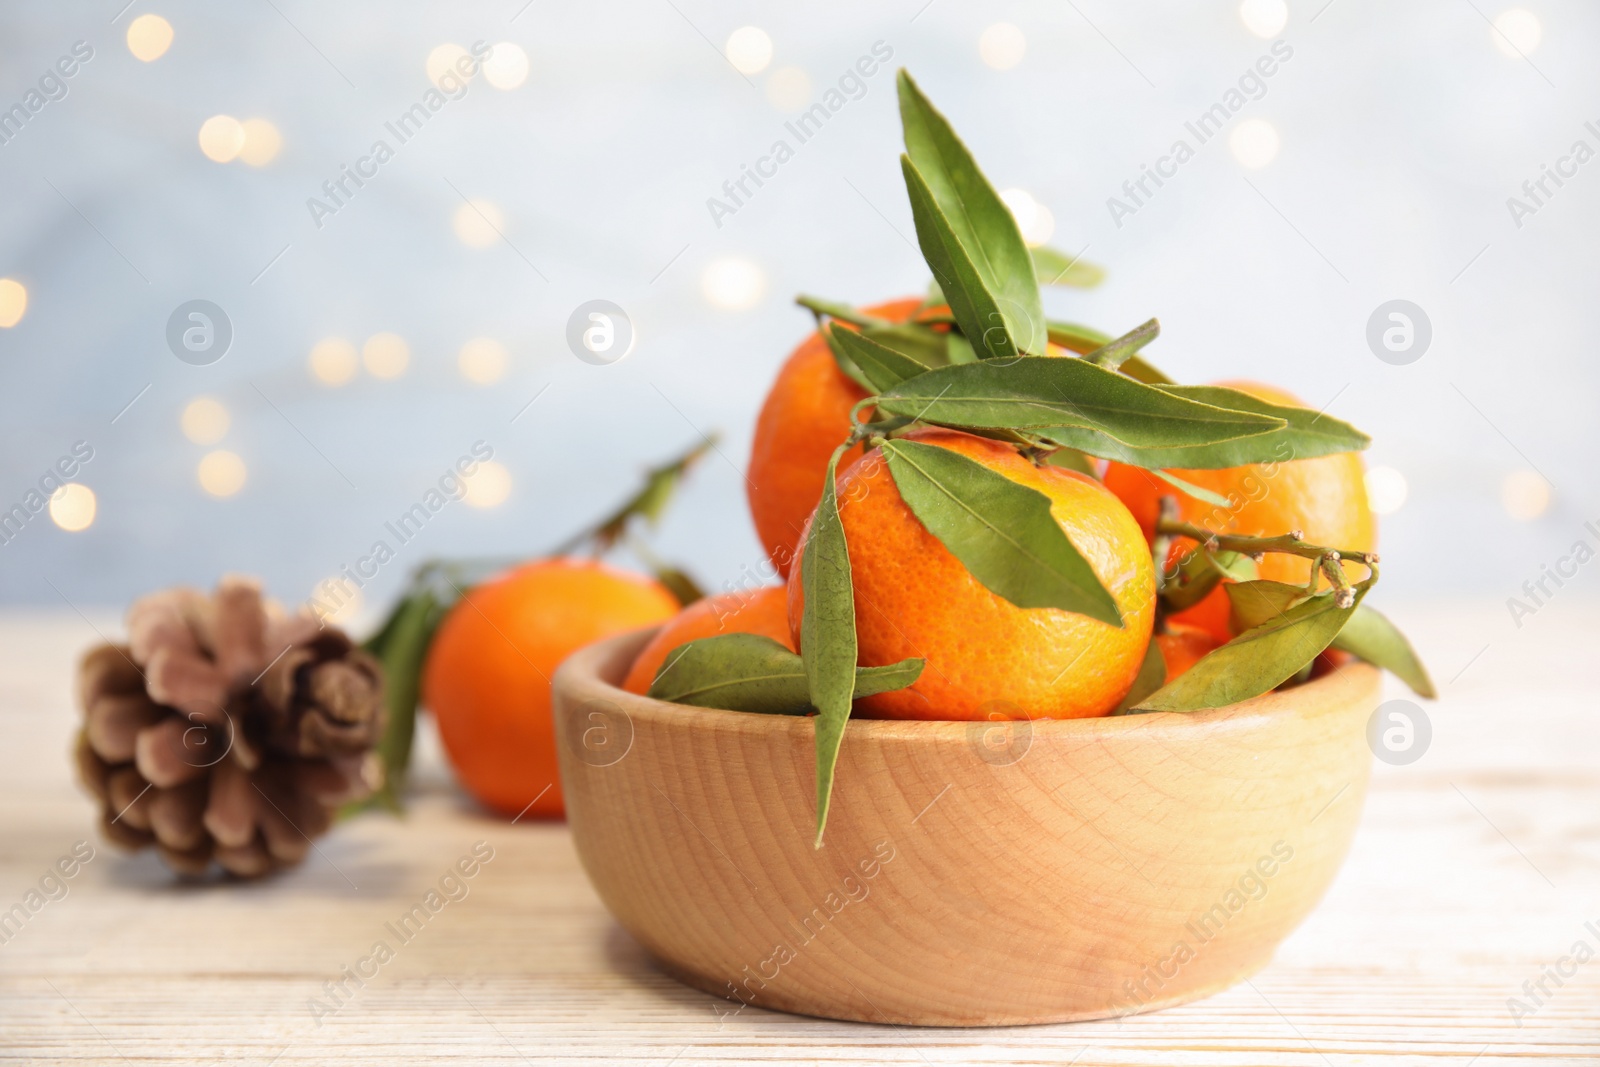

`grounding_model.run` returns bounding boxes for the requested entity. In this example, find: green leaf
[855,657,927,699]
[650,634,813,714]
[349,589,444,815]
[1332,604,1437,698]
[796,295,890,329]
[1226,579,1308,632]
[880,438,1122,626]
[818,320,877,393]
[863,323,952,368]
[1134,589,1358,712]
[1210,550,1261,583]
[1148,385,1372,467]
[801,448,859,847]
[1085,319,1159,371]
[903,157,1044,361]
[1042,448,1095,475]
[1038,378,1373,468]
[1150,469,1230,508]
[946,331,977,365]
[875,358,1285,459]
[1119,355,1174,386]
[648,633,923,713]
[1032,246,1106,288]
[830,326,941,393]
[1046,321,1112,354]
[651,565,705,609]
[1161,550,1259,613]
[796,296,890,391]
[360,597,407,660]
[1045,321,1172,384]
[564,438,716,554]
[1114,639,1167,714]
[898,71,1044,360]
